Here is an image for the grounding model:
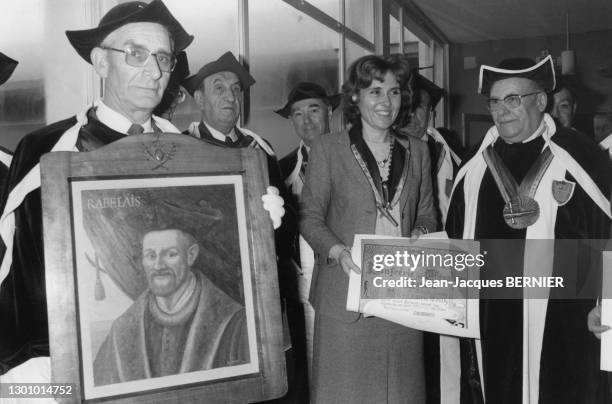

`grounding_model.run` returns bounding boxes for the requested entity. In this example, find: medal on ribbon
[483,145,553,229]
[351,140,408,227]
